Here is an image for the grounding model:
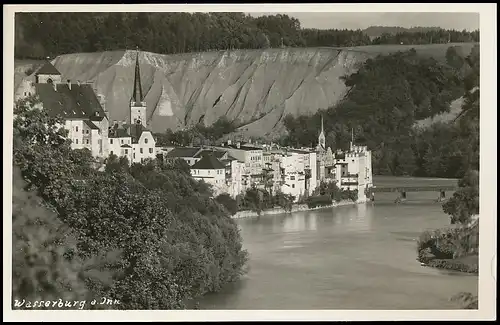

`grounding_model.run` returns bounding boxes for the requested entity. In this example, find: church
[21,49,156,164]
